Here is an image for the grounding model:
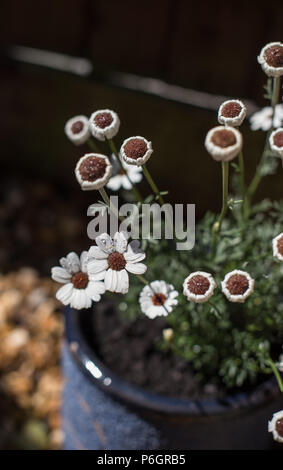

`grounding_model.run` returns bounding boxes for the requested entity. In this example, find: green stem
[99,187,110,206]
[238,149,245,206]
[87,138,100,153]
[107,138,143,203]
[142,164,165,206]
[99,187,123,222]
[142,163,177,240]
[267,358,283,393]
[245,130,271,216]
[211,161,229,256]
[136,274,149,286]
[218,161,229,229]
[271,76,281,112]
[245,76,281,217]
[208,300,221,319]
